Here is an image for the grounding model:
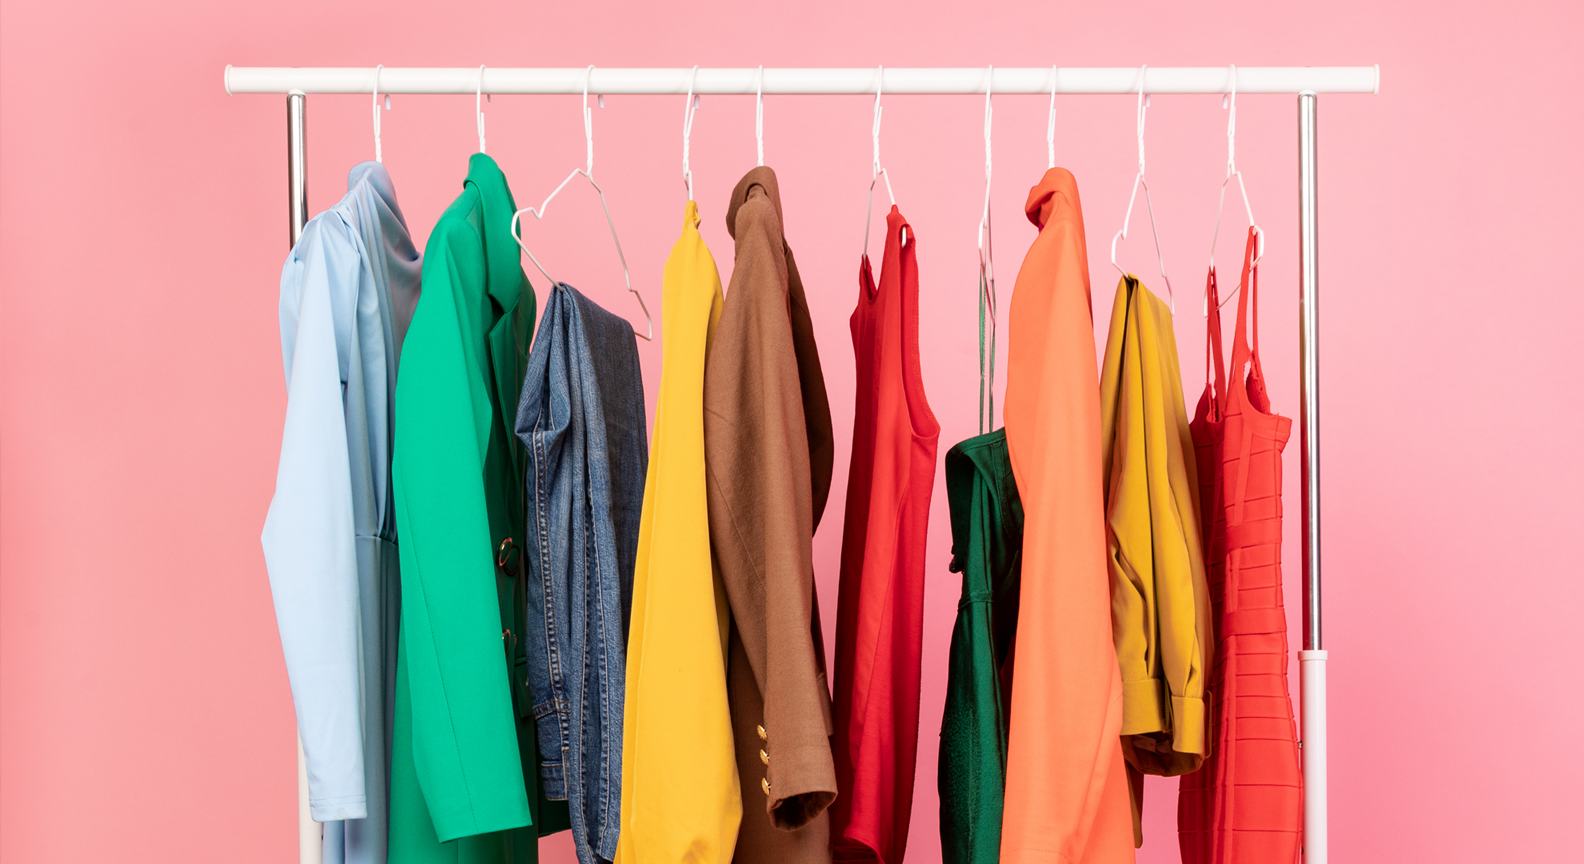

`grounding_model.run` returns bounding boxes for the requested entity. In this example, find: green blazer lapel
[466,153,526,316]
[488,300,530,526]
[467,154,534,509]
